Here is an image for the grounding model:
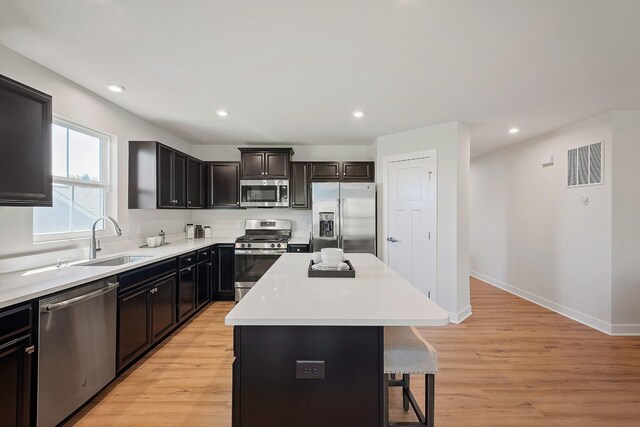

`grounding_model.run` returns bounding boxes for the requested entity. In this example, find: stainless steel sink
[77,255,151,267]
